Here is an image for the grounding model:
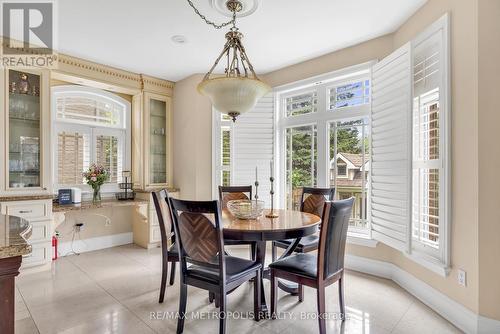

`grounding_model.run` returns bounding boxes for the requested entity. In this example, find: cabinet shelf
[9,116,40,123]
